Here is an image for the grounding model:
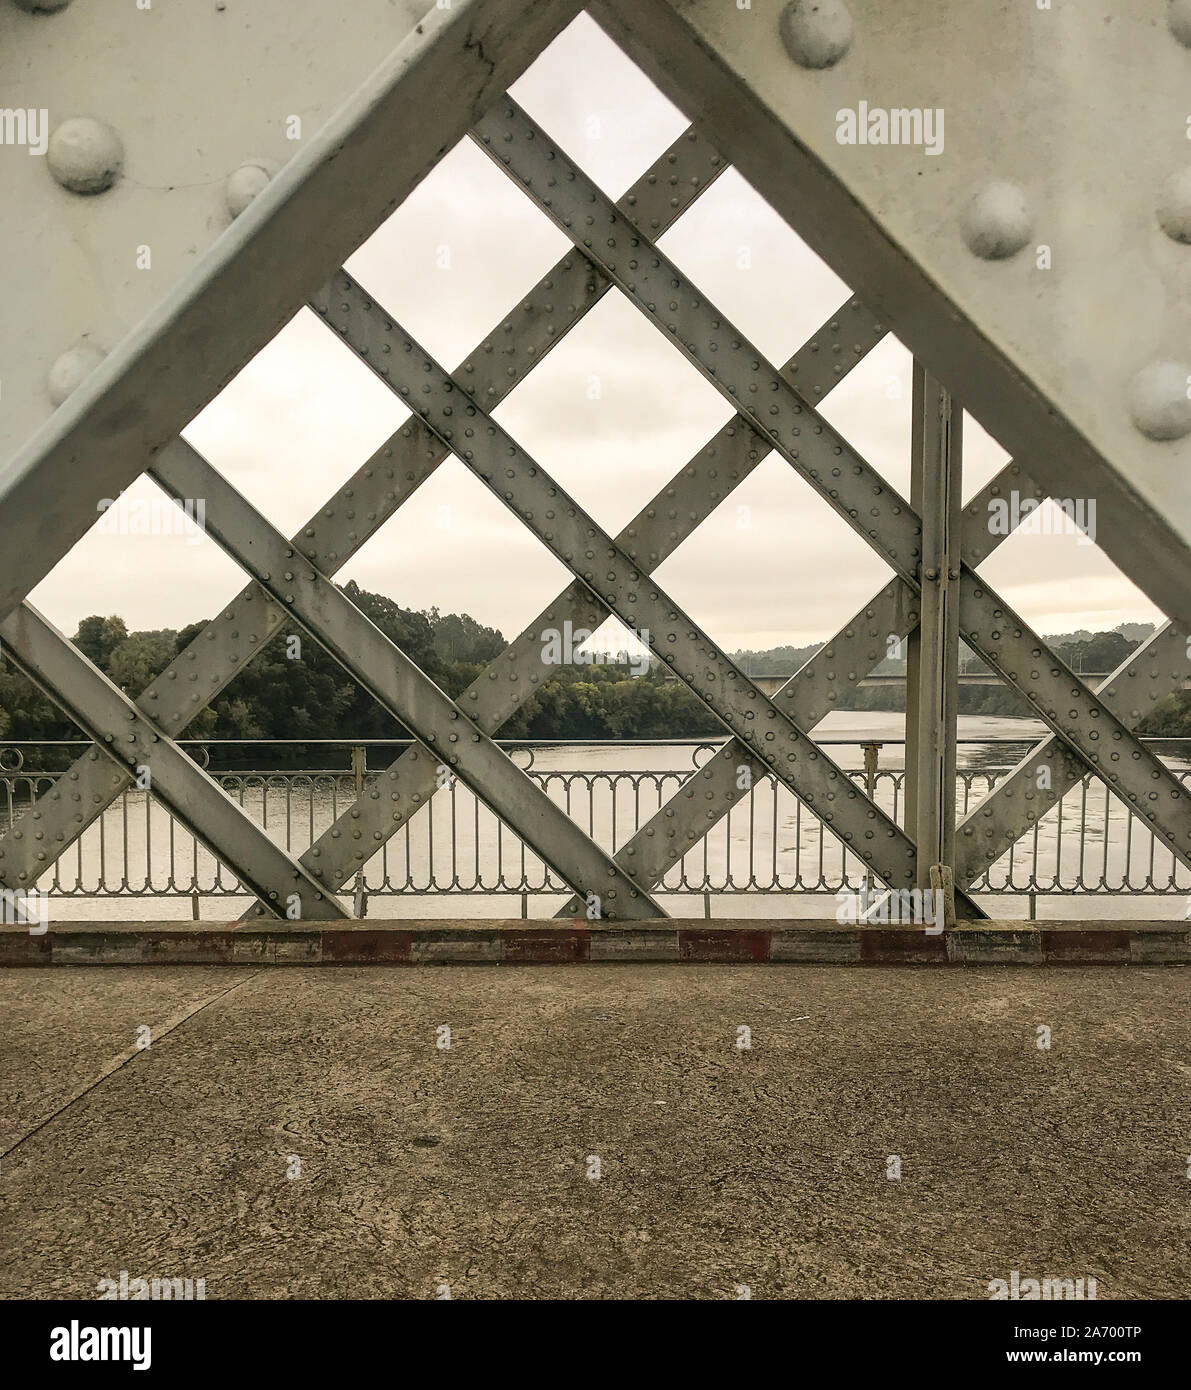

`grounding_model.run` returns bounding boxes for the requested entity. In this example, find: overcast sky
[29,13,1159,655]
